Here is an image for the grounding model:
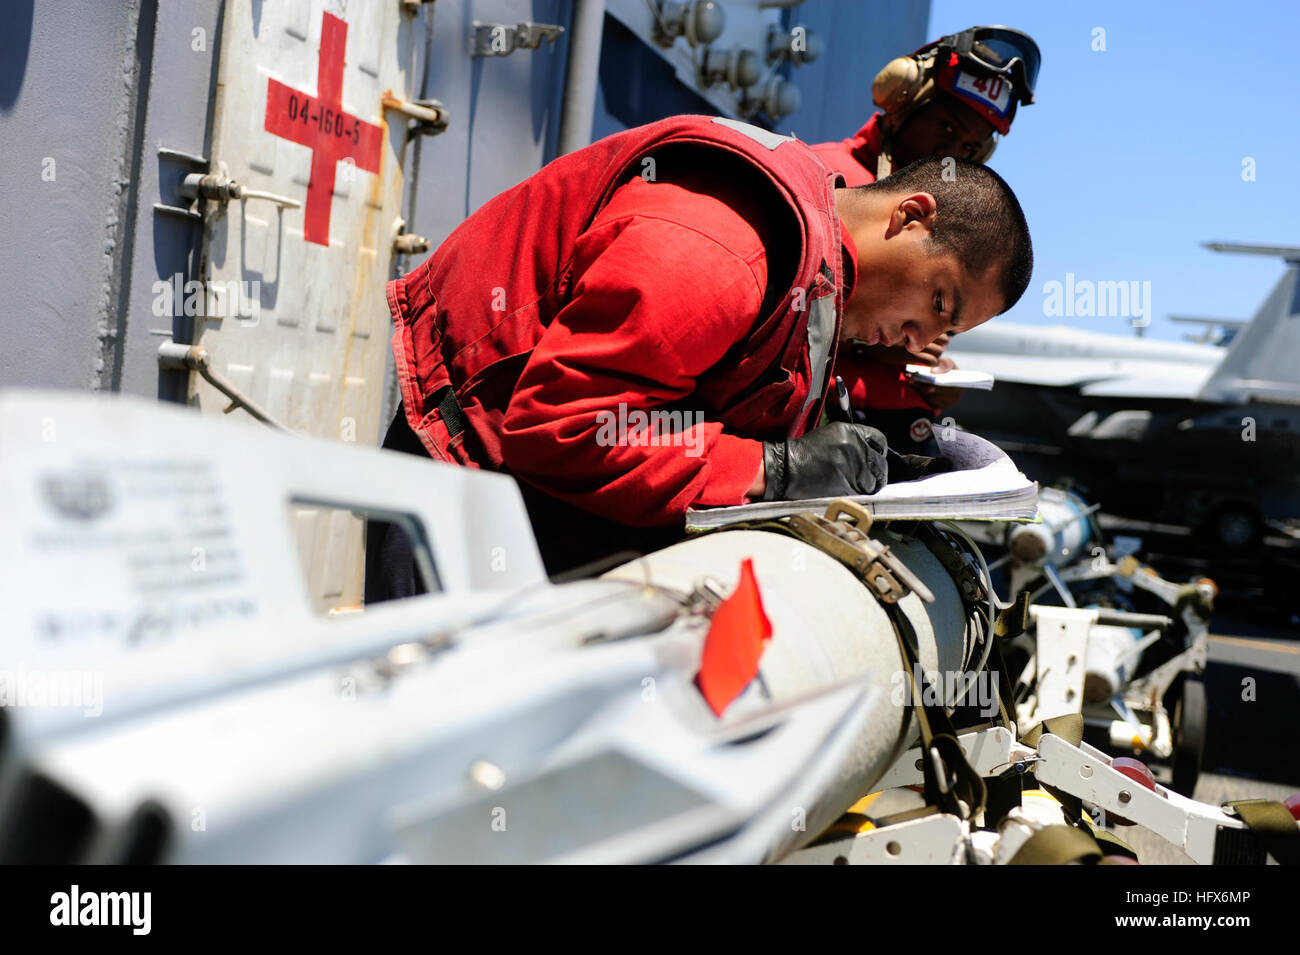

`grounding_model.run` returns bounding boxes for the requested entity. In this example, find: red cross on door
[264,12,383,246]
